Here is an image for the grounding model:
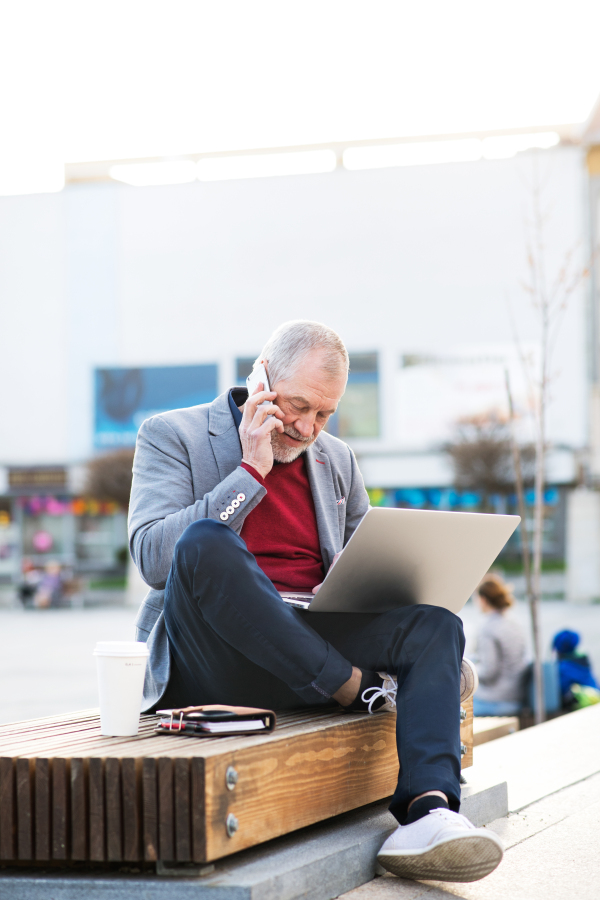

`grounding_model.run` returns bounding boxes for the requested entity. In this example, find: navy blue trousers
[161,519,465,823]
